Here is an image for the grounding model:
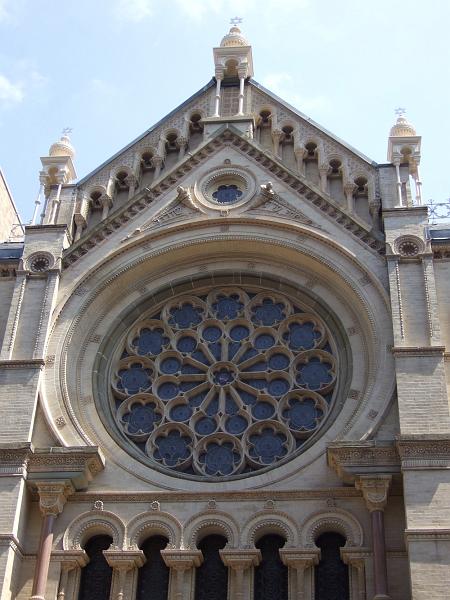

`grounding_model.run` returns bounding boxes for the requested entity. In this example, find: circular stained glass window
[109,287,338,479]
